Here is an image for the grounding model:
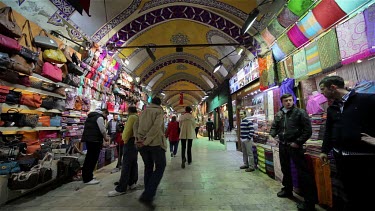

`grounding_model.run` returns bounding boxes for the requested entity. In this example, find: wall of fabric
[305,41,322,76]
